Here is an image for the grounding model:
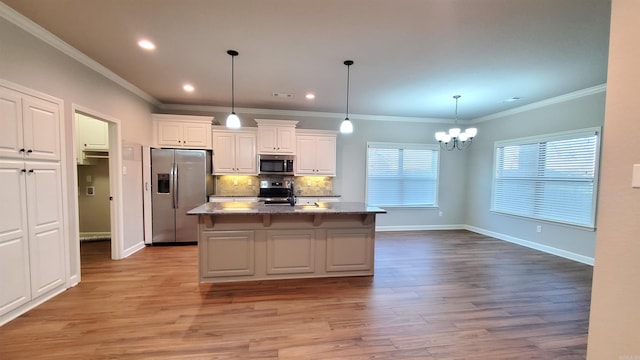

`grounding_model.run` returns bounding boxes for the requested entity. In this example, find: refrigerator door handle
[174,163,179,209]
